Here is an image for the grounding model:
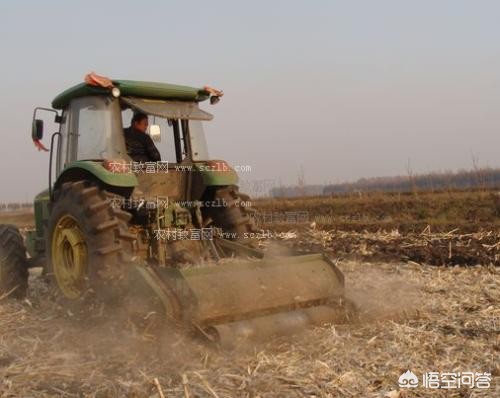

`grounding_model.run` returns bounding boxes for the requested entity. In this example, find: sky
[0,0,499,201]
